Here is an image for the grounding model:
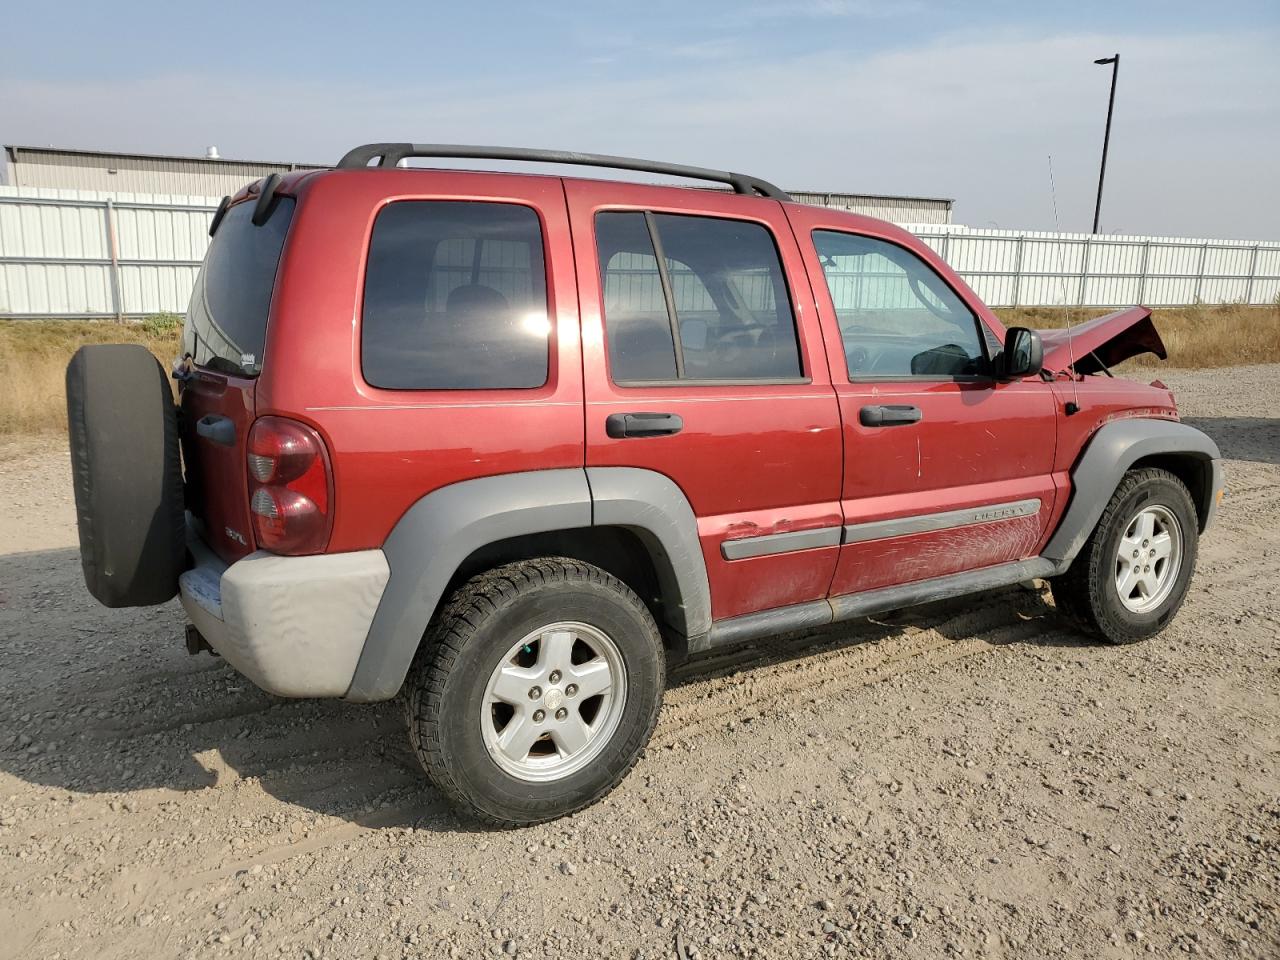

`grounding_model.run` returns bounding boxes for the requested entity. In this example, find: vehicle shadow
[0,546,1078,832]
[0,546,469,832]
[1181,416,1280,466]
